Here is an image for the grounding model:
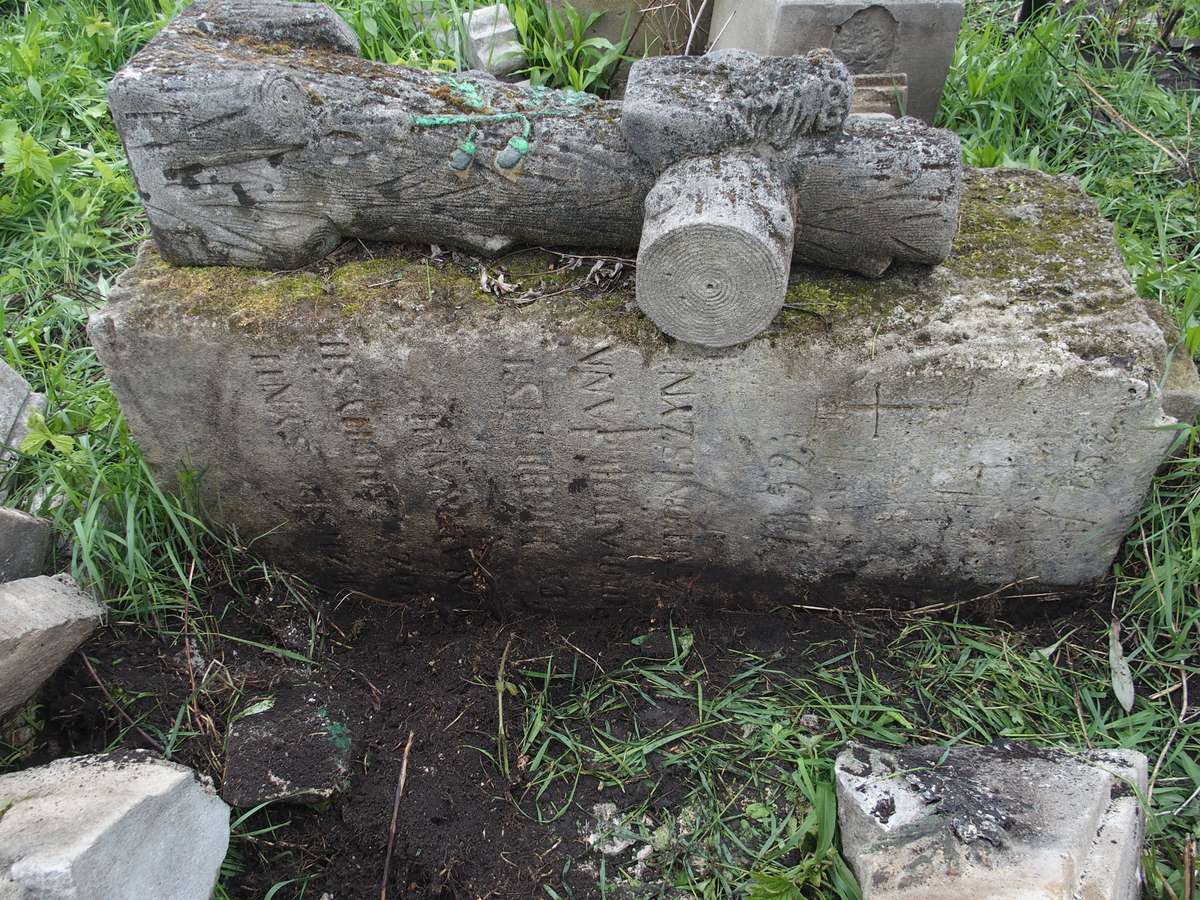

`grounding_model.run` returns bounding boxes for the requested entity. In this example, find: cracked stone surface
[835,742,1148,899]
